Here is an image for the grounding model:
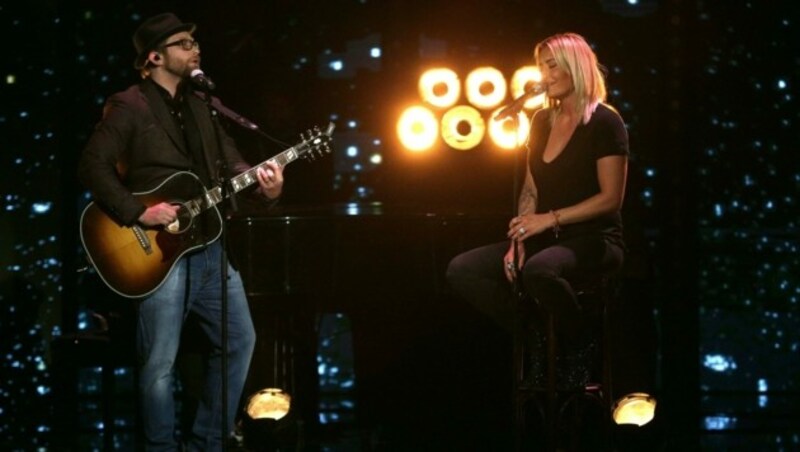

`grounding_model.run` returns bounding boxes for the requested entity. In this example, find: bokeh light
[419,68,460,109]
[465,66,507,110]
[397,105,439,152]
[441,105,485,151]
[510,66,546,110]
[488,108,531,150]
